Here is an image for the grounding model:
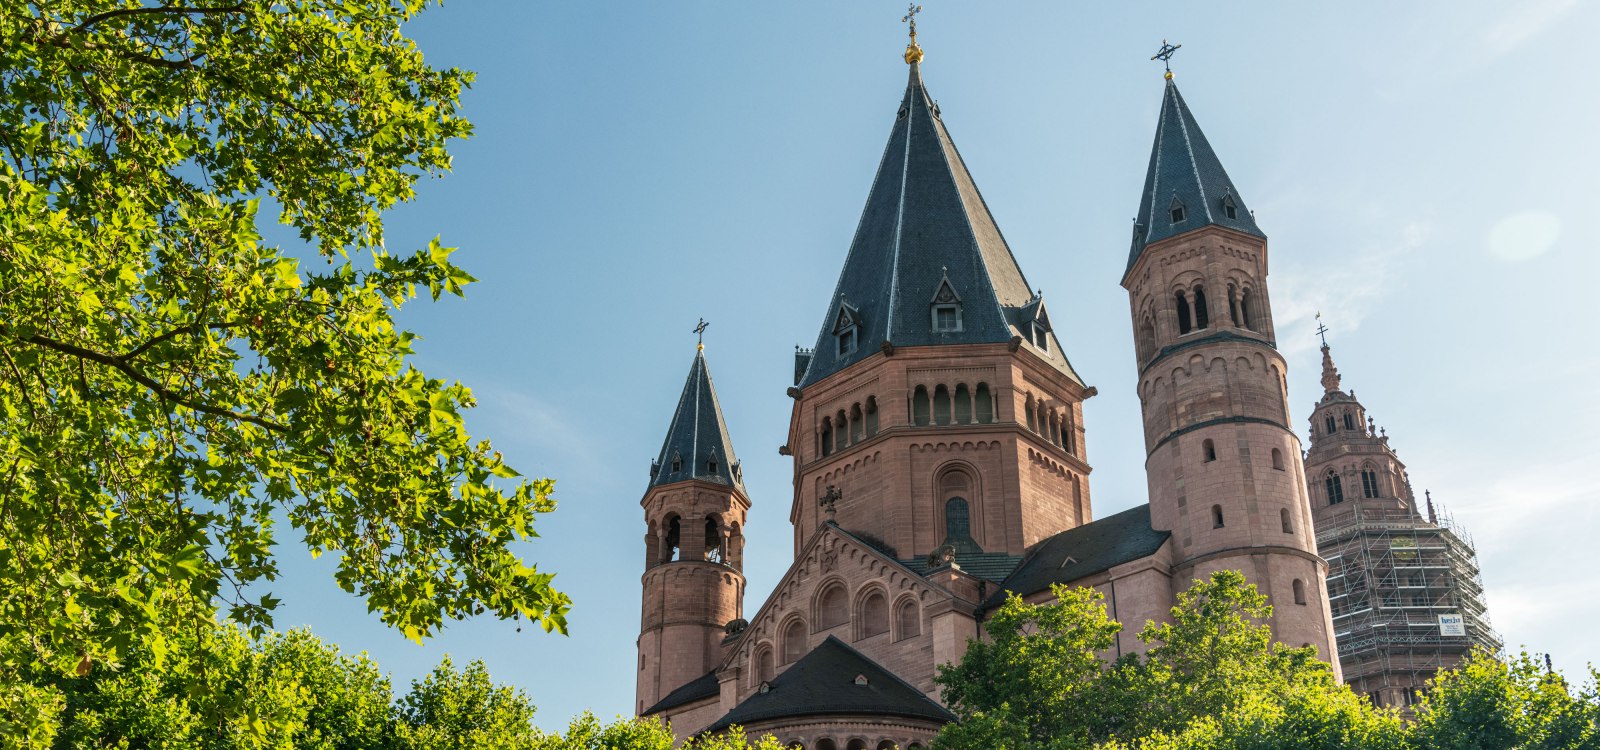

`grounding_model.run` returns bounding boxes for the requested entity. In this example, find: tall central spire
[797,36,1080,388]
